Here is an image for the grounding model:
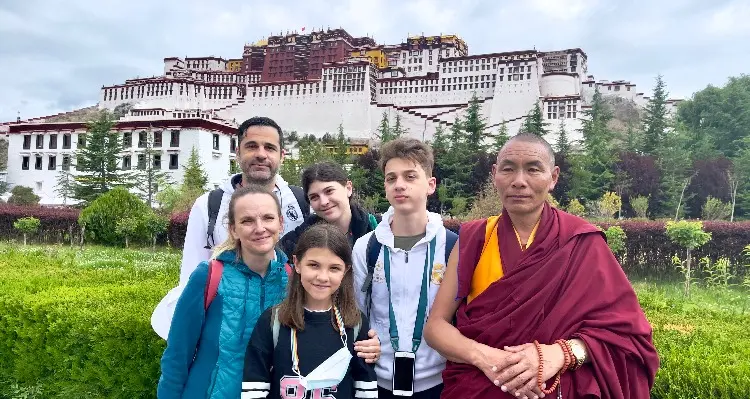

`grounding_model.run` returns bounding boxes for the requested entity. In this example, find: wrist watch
[566,339,587,370]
